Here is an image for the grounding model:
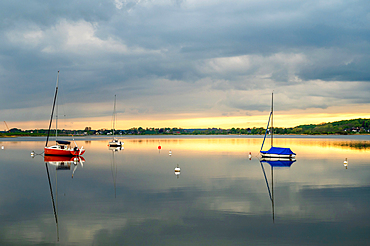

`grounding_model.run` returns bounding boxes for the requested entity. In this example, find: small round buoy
[344,158,348,169]
[158,145,161,150]
[1,146,4,150]
[248,152,252,160]
[31,151,35,157]
[174,164,181,177]
[175,165,180,172]
[169,150,172,156]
